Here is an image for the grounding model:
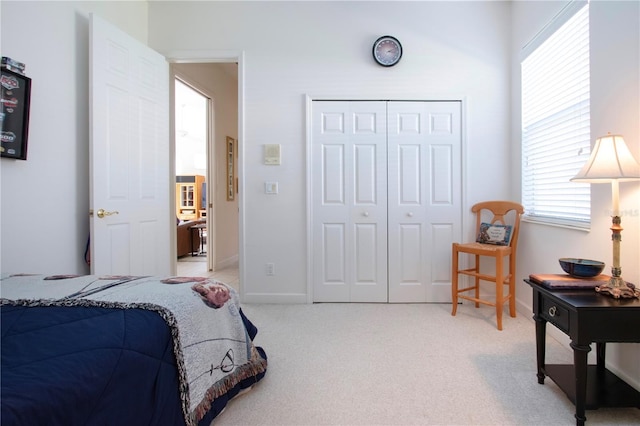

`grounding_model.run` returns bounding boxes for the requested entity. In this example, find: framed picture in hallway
[227,136,235,201]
